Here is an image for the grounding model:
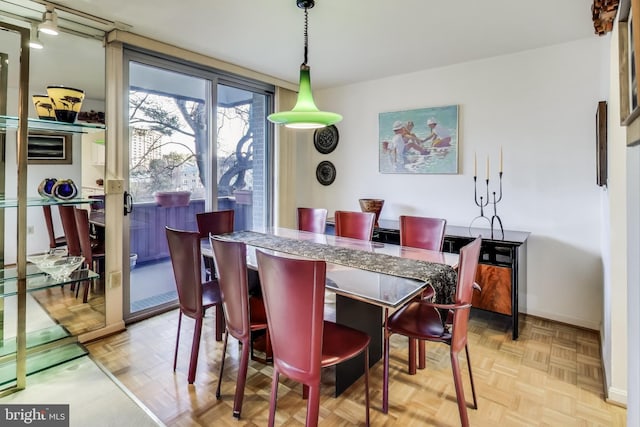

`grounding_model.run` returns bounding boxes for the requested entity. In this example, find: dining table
[202,226,458,396]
